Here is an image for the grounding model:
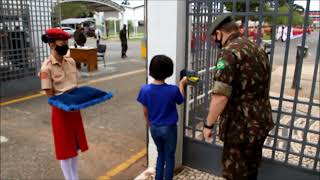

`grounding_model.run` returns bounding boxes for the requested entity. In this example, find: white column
[114,20,117,36]
[147,0,186,169]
